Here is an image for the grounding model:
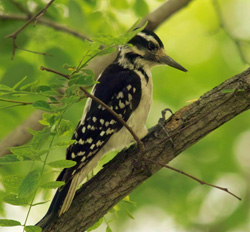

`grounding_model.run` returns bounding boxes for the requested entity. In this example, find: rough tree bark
[43,69,250,231]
